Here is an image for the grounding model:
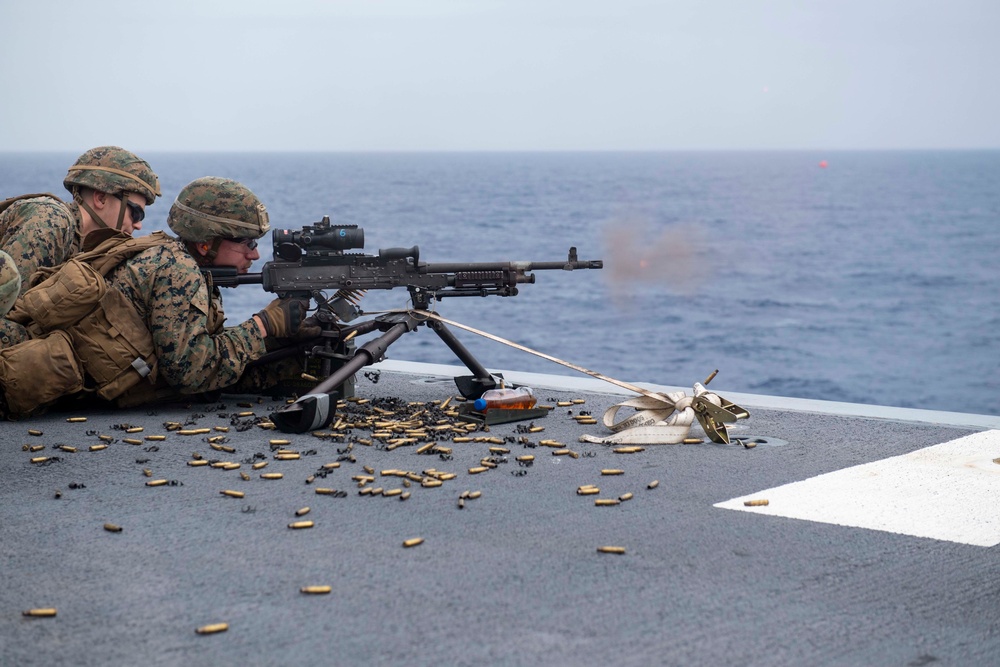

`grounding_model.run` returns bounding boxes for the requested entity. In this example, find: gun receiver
[208,216,603,433]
